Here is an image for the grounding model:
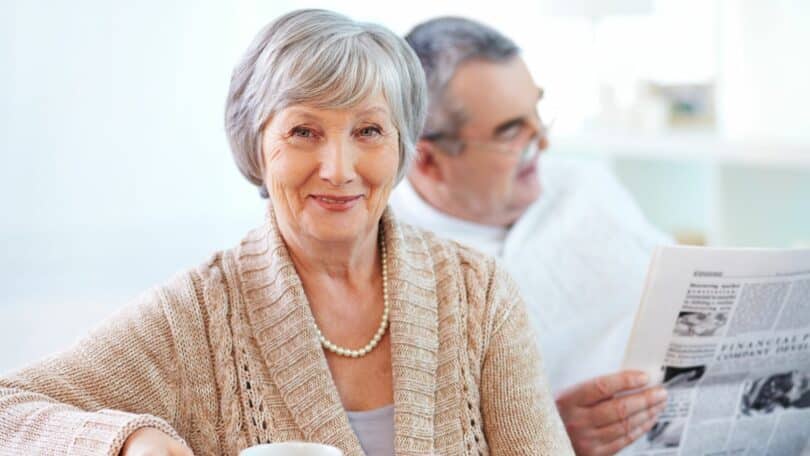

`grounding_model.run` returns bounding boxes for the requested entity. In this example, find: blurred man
[392,17,671,455]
